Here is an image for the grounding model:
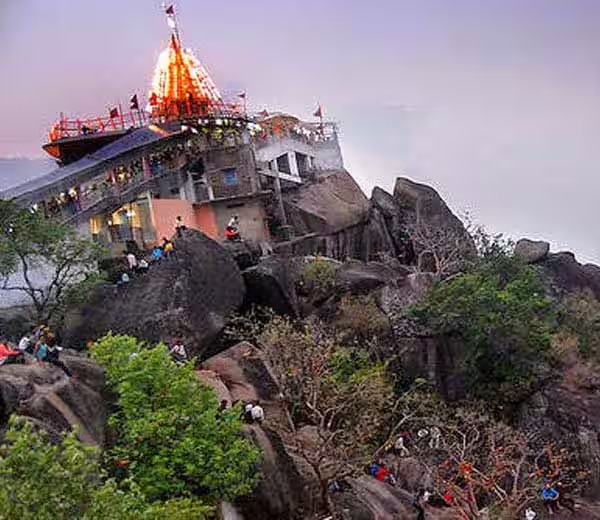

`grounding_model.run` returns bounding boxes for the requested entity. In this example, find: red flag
[129,94,139,110]
[148,93,158,106]
[238,92,246,99]
[258,109,269,118]
[165,4,175,15]
[109,107,119,119]
[313,105,323,118]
